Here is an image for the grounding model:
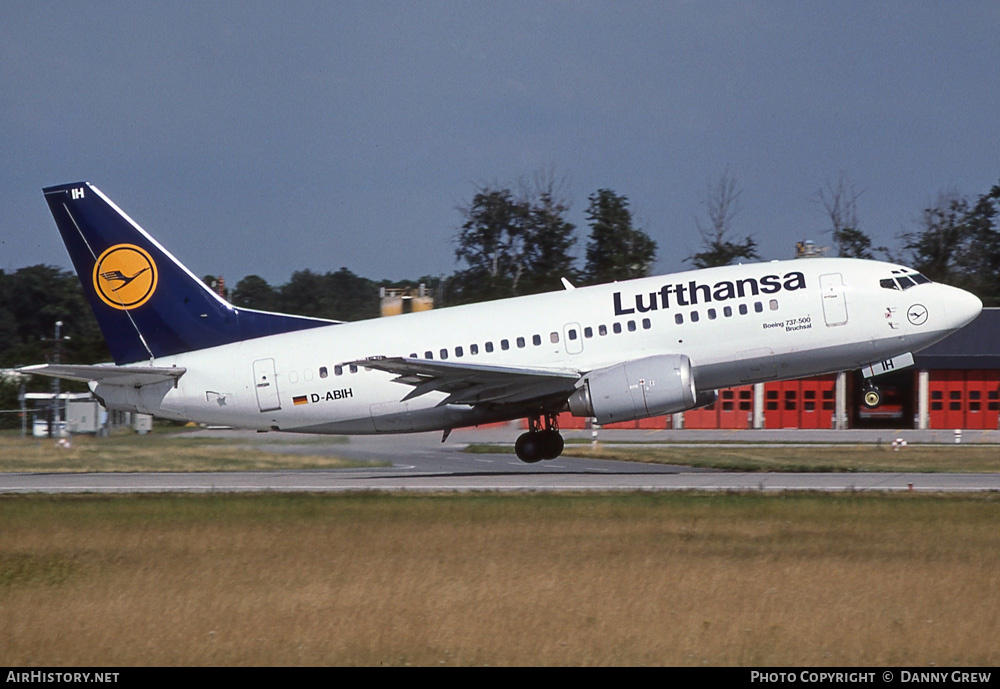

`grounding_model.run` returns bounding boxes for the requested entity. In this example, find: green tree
[232,275,280,312]
[277,268,377,321]
[582,189,656,284]
[451,187,530,304]
[518,173,577,294]
[901,181,1000,305]
[688,168,759,268]
[0,265,108,367]
[817,172,884,259]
